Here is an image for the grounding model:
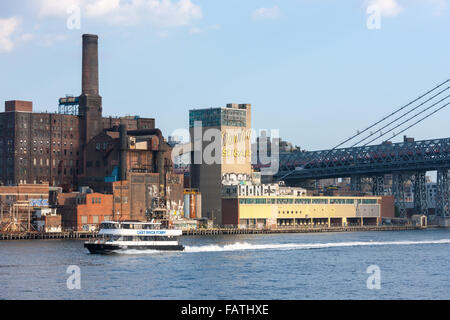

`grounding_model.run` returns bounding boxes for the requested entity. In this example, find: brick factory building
[57,188,114,231]
[0,34,184,225]
[0,34,156,191]
[78,125,184,221]
[0,34,183,225]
